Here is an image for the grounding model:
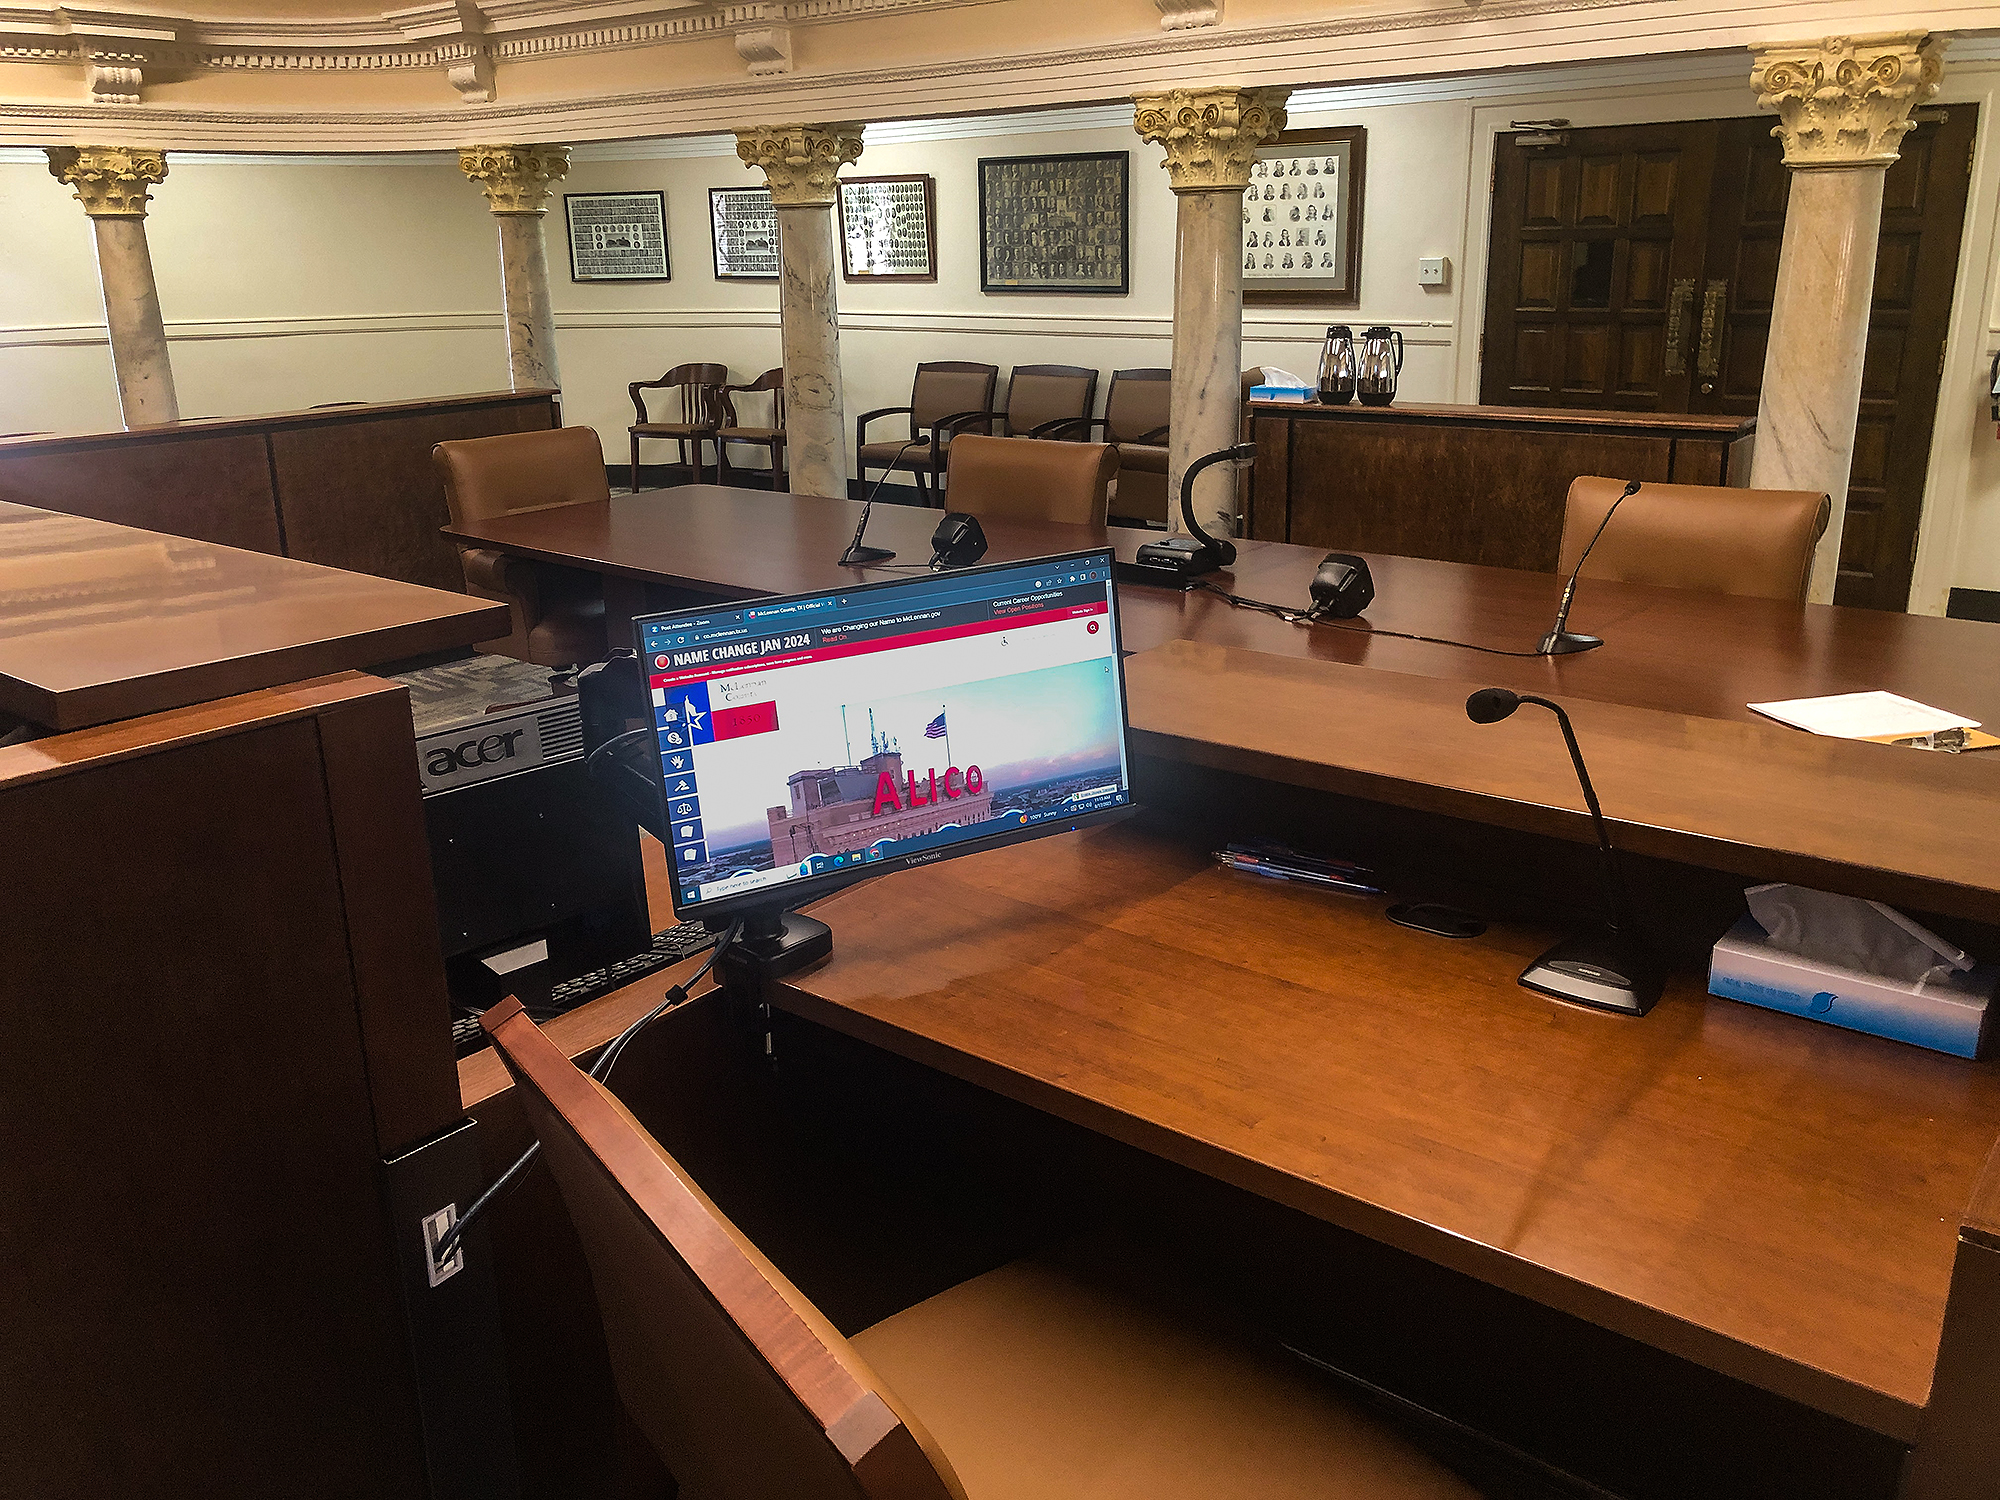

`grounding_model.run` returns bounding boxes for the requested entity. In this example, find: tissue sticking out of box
[1743,883,1972,986]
